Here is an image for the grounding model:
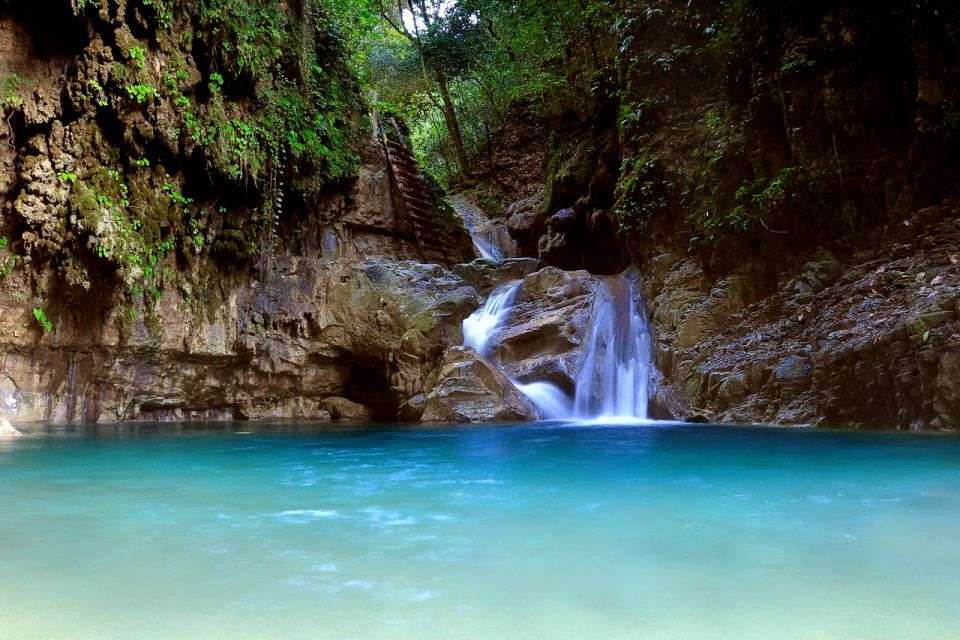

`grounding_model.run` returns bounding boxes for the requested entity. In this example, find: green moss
[0,237,18,280]
[32,307,53,333]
